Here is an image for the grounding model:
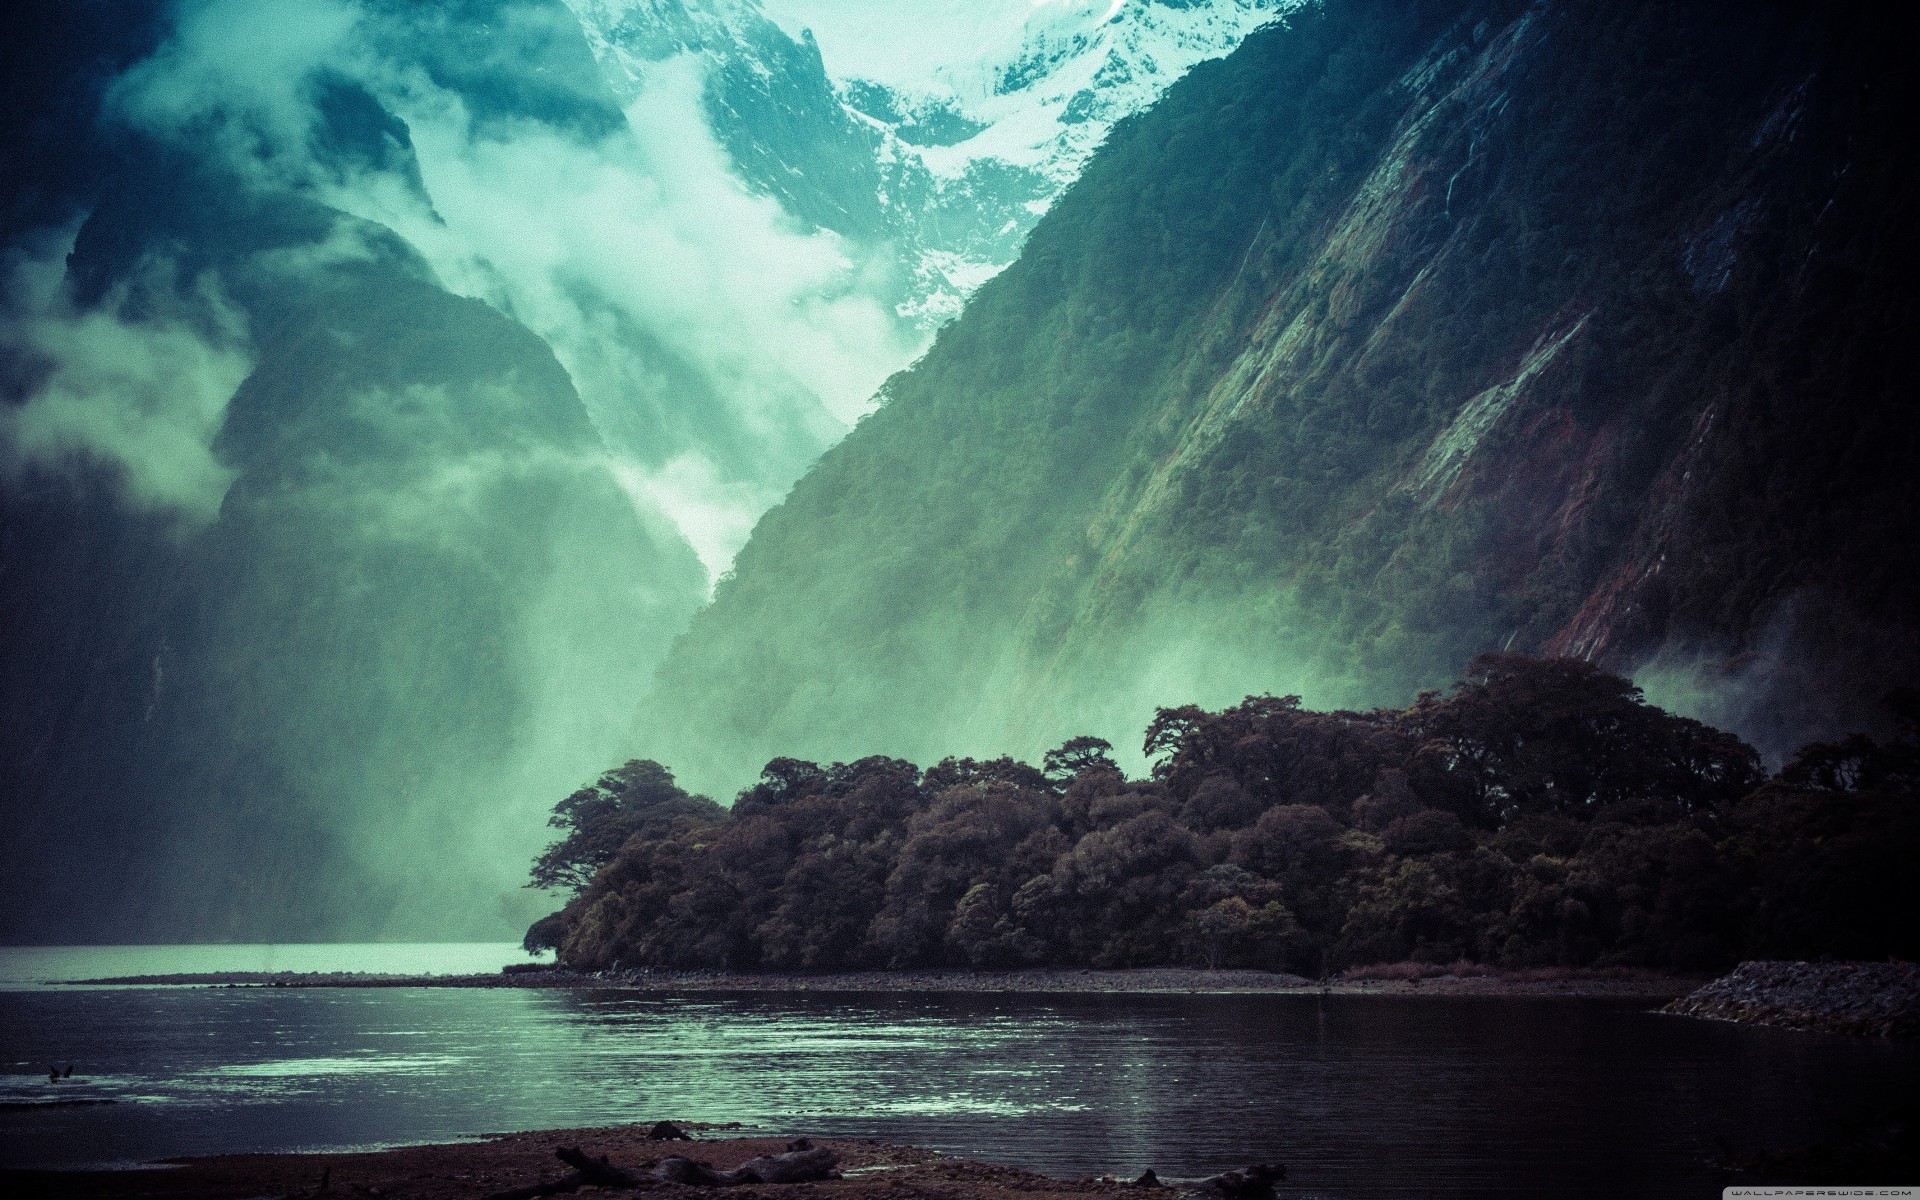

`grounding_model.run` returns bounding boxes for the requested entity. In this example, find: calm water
[0,942,547,986]
[1,947,1914,1198]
